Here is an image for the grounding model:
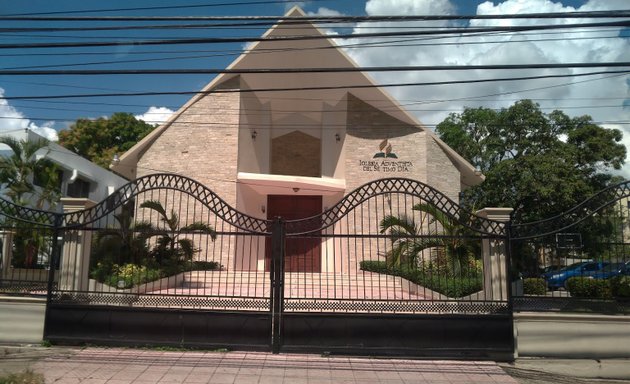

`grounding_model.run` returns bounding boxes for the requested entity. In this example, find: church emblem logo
[373,139,398,159]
